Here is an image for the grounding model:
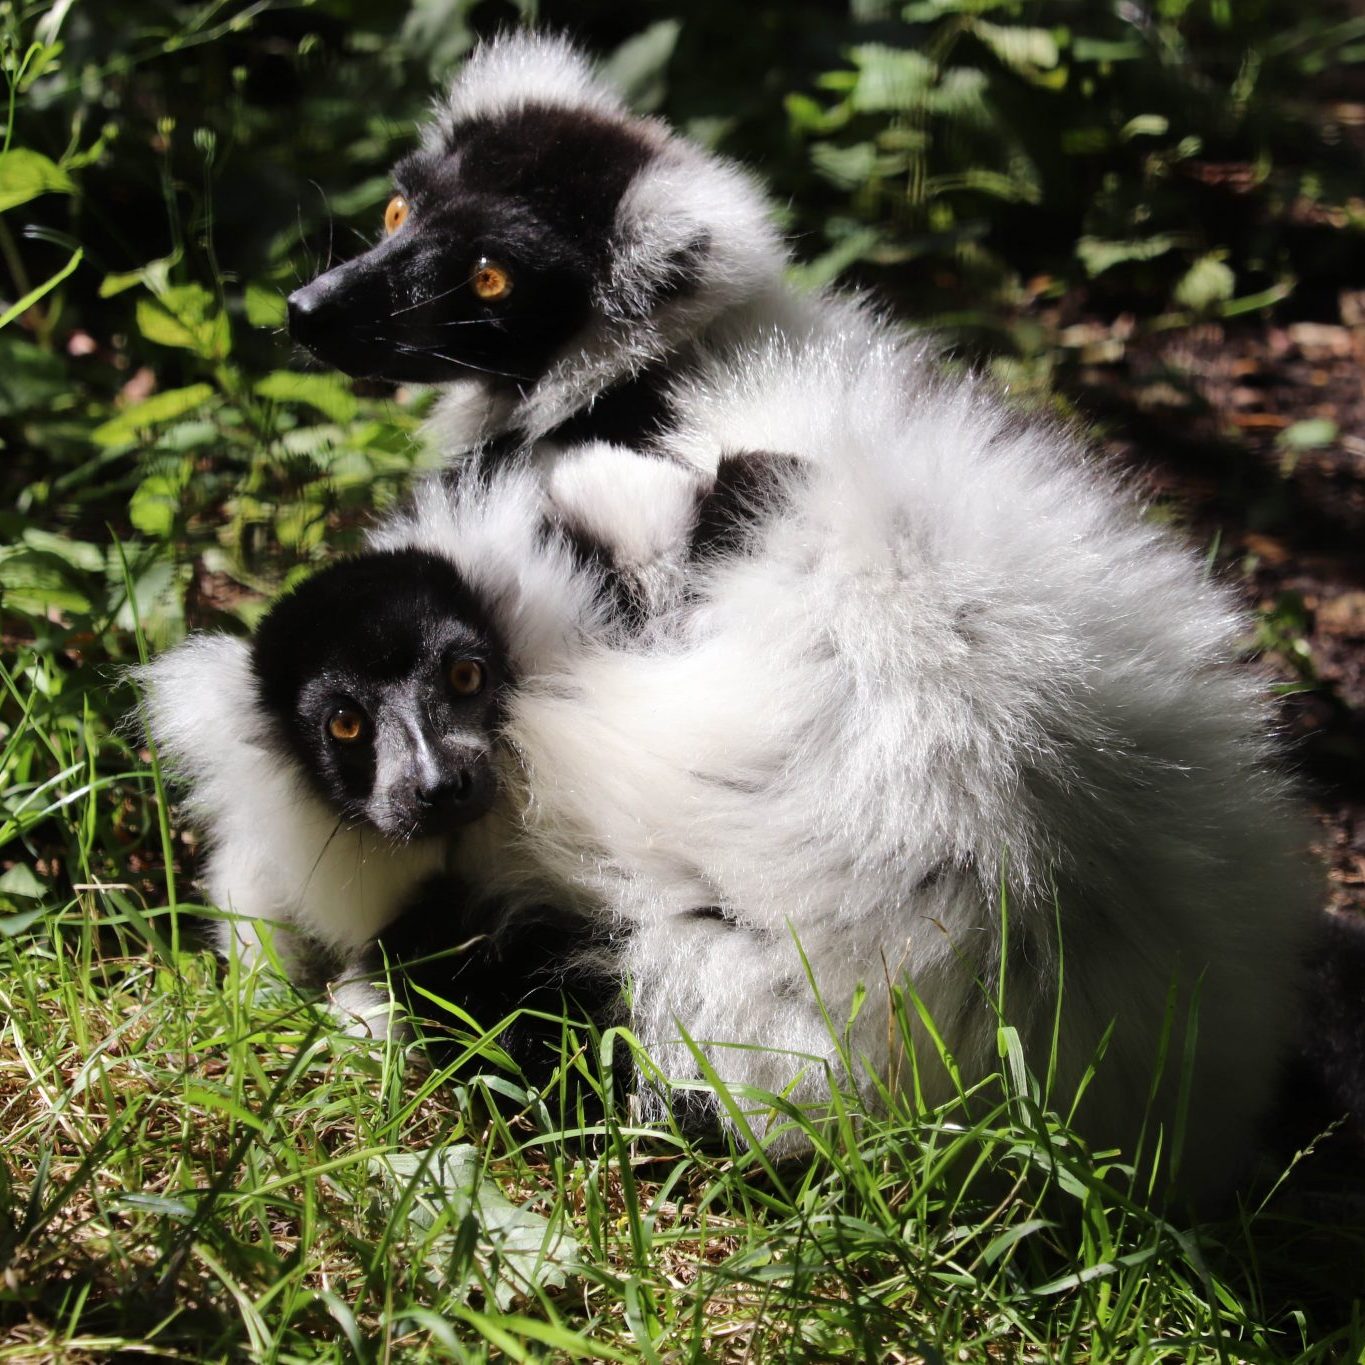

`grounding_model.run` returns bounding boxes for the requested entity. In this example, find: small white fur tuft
[426,31,627,142]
